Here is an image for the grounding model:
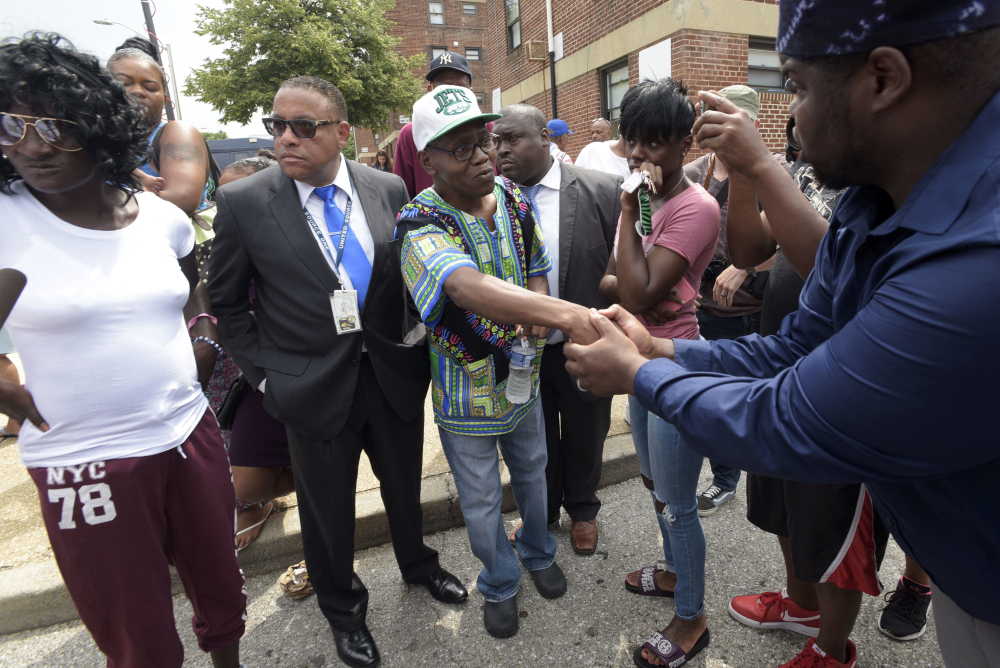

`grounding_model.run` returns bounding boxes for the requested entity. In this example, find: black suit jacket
[209,160,430,440]
[555,163,623,309]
